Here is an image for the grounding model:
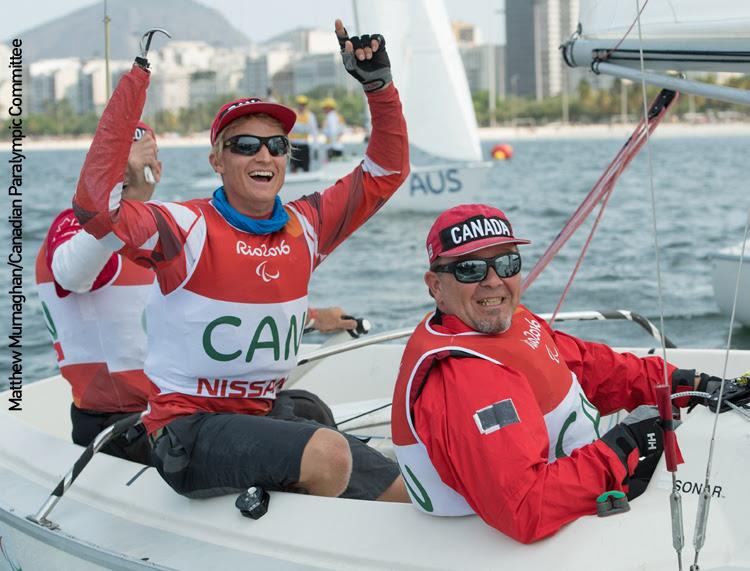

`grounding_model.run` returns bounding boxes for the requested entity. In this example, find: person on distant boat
[289,94,318,173]
[35,122,161,465]
[72,20,410,502]
[322,97,345,160]
[392,203,748,543]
